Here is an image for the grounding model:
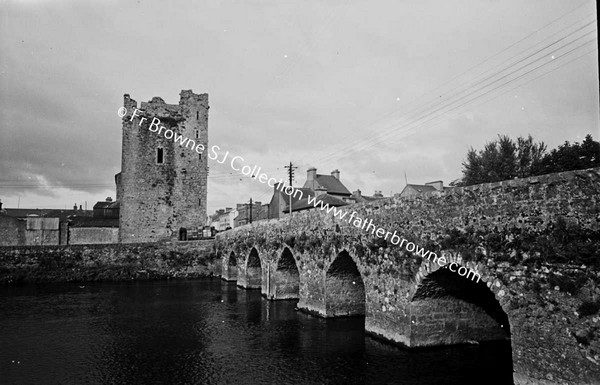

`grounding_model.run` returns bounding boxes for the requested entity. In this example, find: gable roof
[274,187,313,209]
[93,201,120,210]
[360,195,383,202]
[286,187,313,203]
[404,184,437,194]
[313,174,351,196]
[283,193,348,213]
